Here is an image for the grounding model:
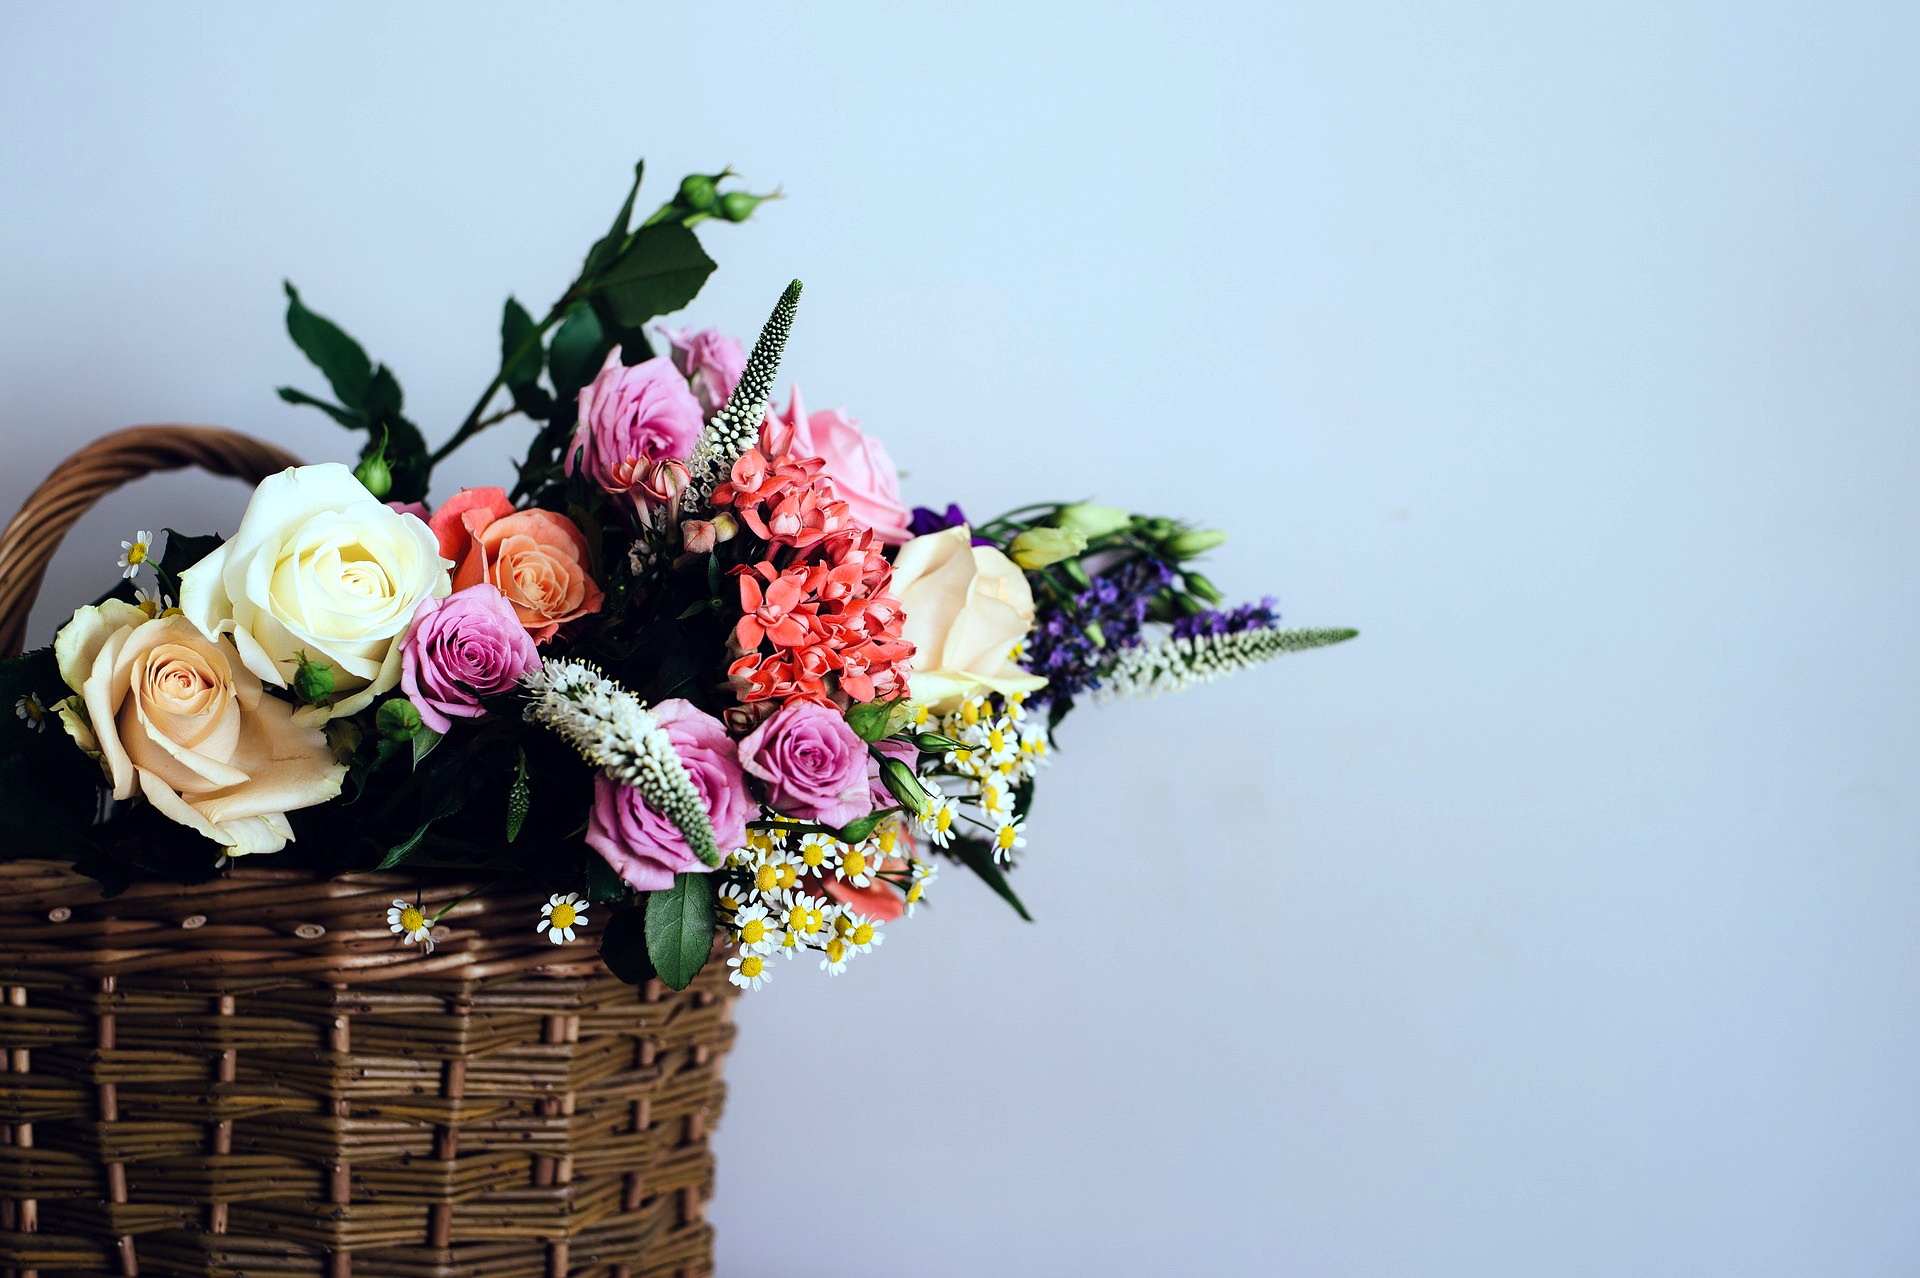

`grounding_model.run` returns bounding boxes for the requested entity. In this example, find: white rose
[54,600,345,855]
[179,463,451,721]
[891,525,1048,712]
